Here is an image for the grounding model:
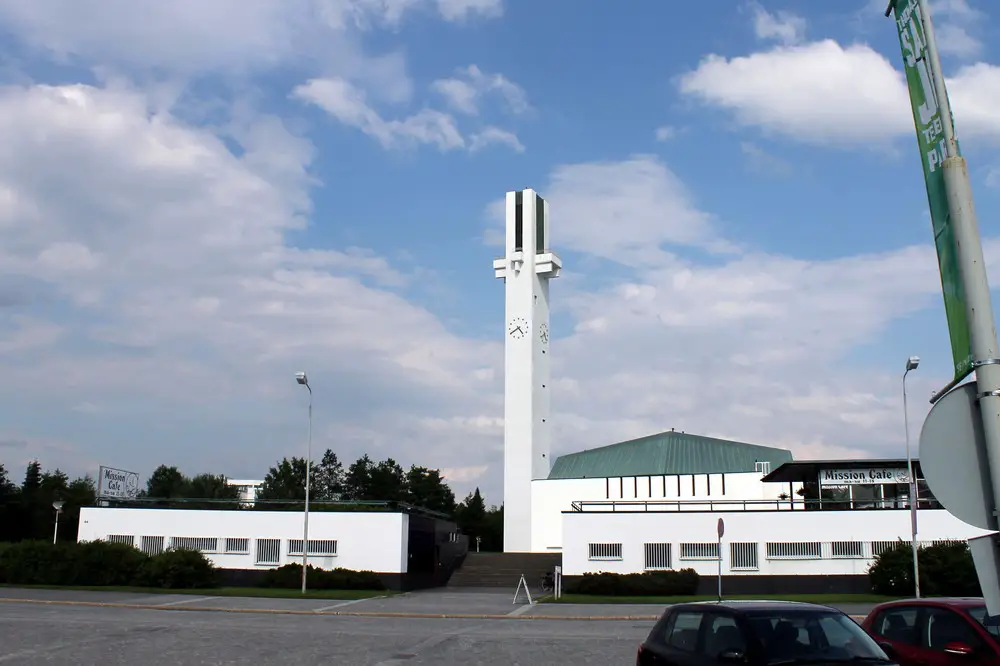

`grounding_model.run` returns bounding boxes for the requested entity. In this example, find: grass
[0,584,391,600]
[544,593,897,605]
